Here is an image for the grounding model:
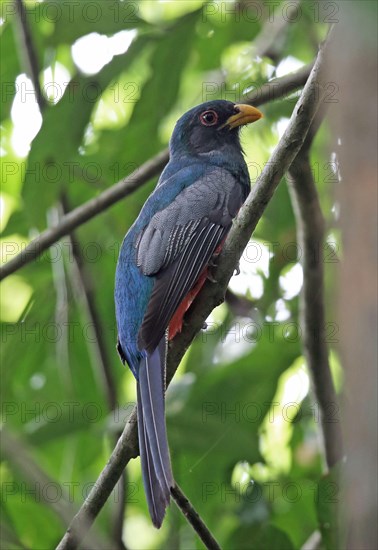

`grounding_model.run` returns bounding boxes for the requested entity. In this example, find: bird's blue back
[115,151,249,377]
